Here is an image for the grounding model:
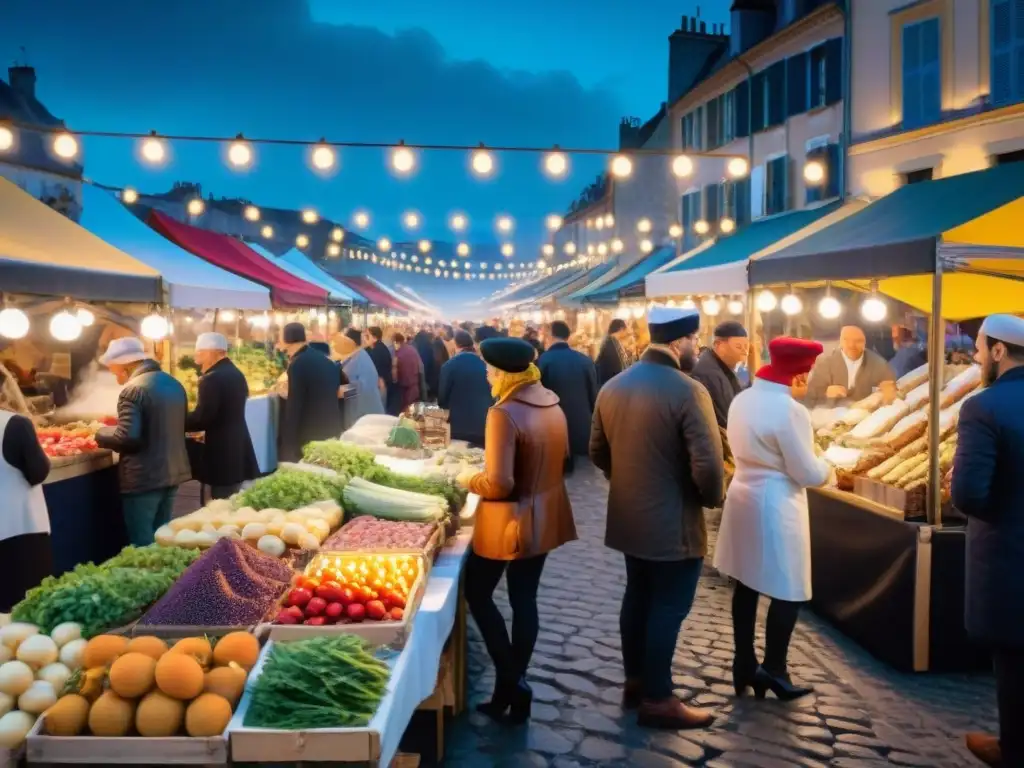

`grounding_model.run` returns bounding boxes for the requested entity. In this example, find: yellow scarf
[492,363,541,405]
